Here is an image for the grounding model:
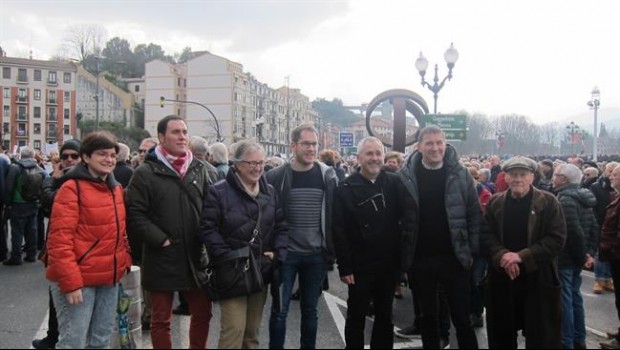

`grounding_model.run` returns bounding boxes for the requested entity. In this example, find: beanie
[59,139,81,154]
